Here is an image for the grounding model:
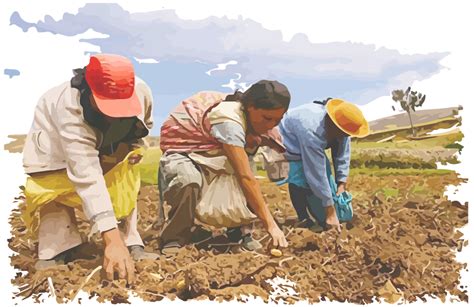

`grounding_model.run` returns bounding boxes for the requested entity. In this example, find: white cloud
[134,57,160,64]
[79,28,110,39]
[205,60,238,76]
[221,73,249,92]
